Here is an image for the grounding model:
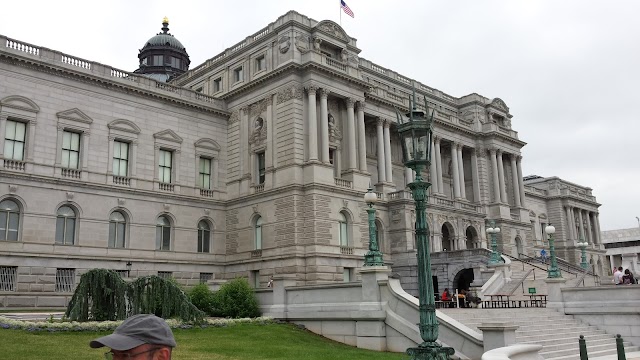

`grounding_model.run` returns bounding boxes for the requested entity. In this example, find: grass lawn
[0,322,407,359]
